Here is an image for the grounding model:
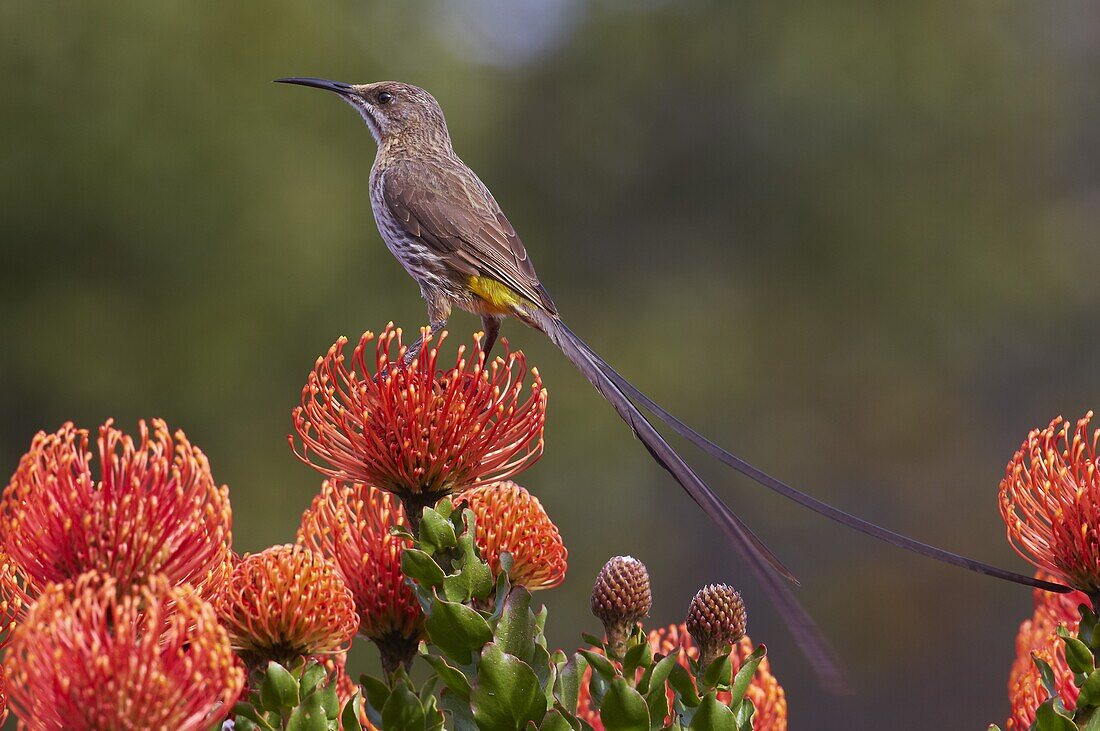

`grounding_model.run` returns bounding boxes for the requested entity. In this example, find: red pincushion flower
[1000,412,1100,593]
[4,571,245,731]
[298,480,423,673]
[576,624,787,730]
[0,420,234,619]
[218,544,358,666]
[461,481,567,591]
[1006,575,1091,730]
[291,325,546,519]
[0,664,7,727]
